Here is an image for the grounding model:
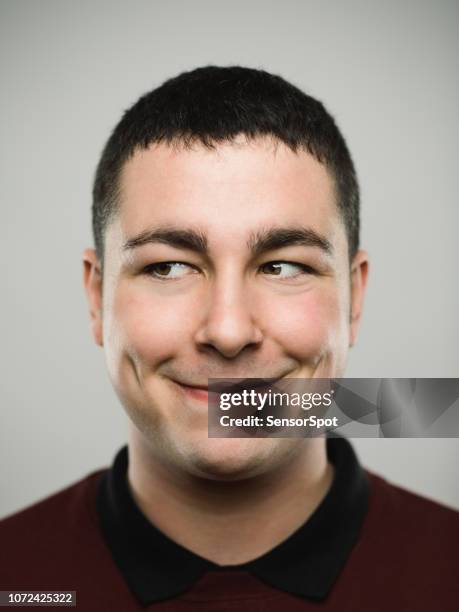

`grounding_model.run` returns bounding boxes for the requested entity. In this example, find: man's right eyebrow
[122,227,208,255]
